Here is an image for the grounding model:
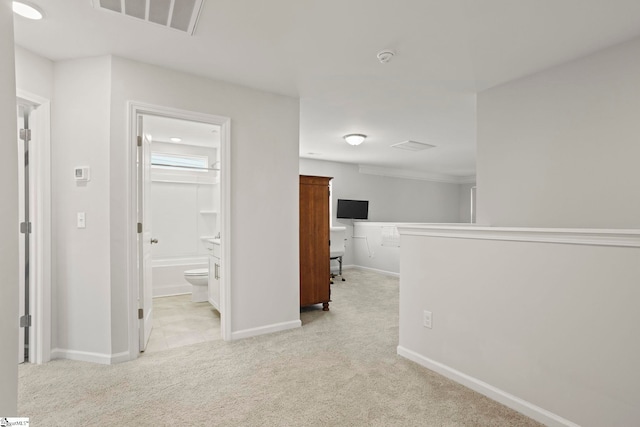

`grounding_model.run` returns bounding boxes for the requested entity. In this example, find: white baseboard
[231,319,301,340]
[152,284,192,298]
[51,348,131,365]
[396,346,579,427]
[349,265,400,278]
[110,351,132,364]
